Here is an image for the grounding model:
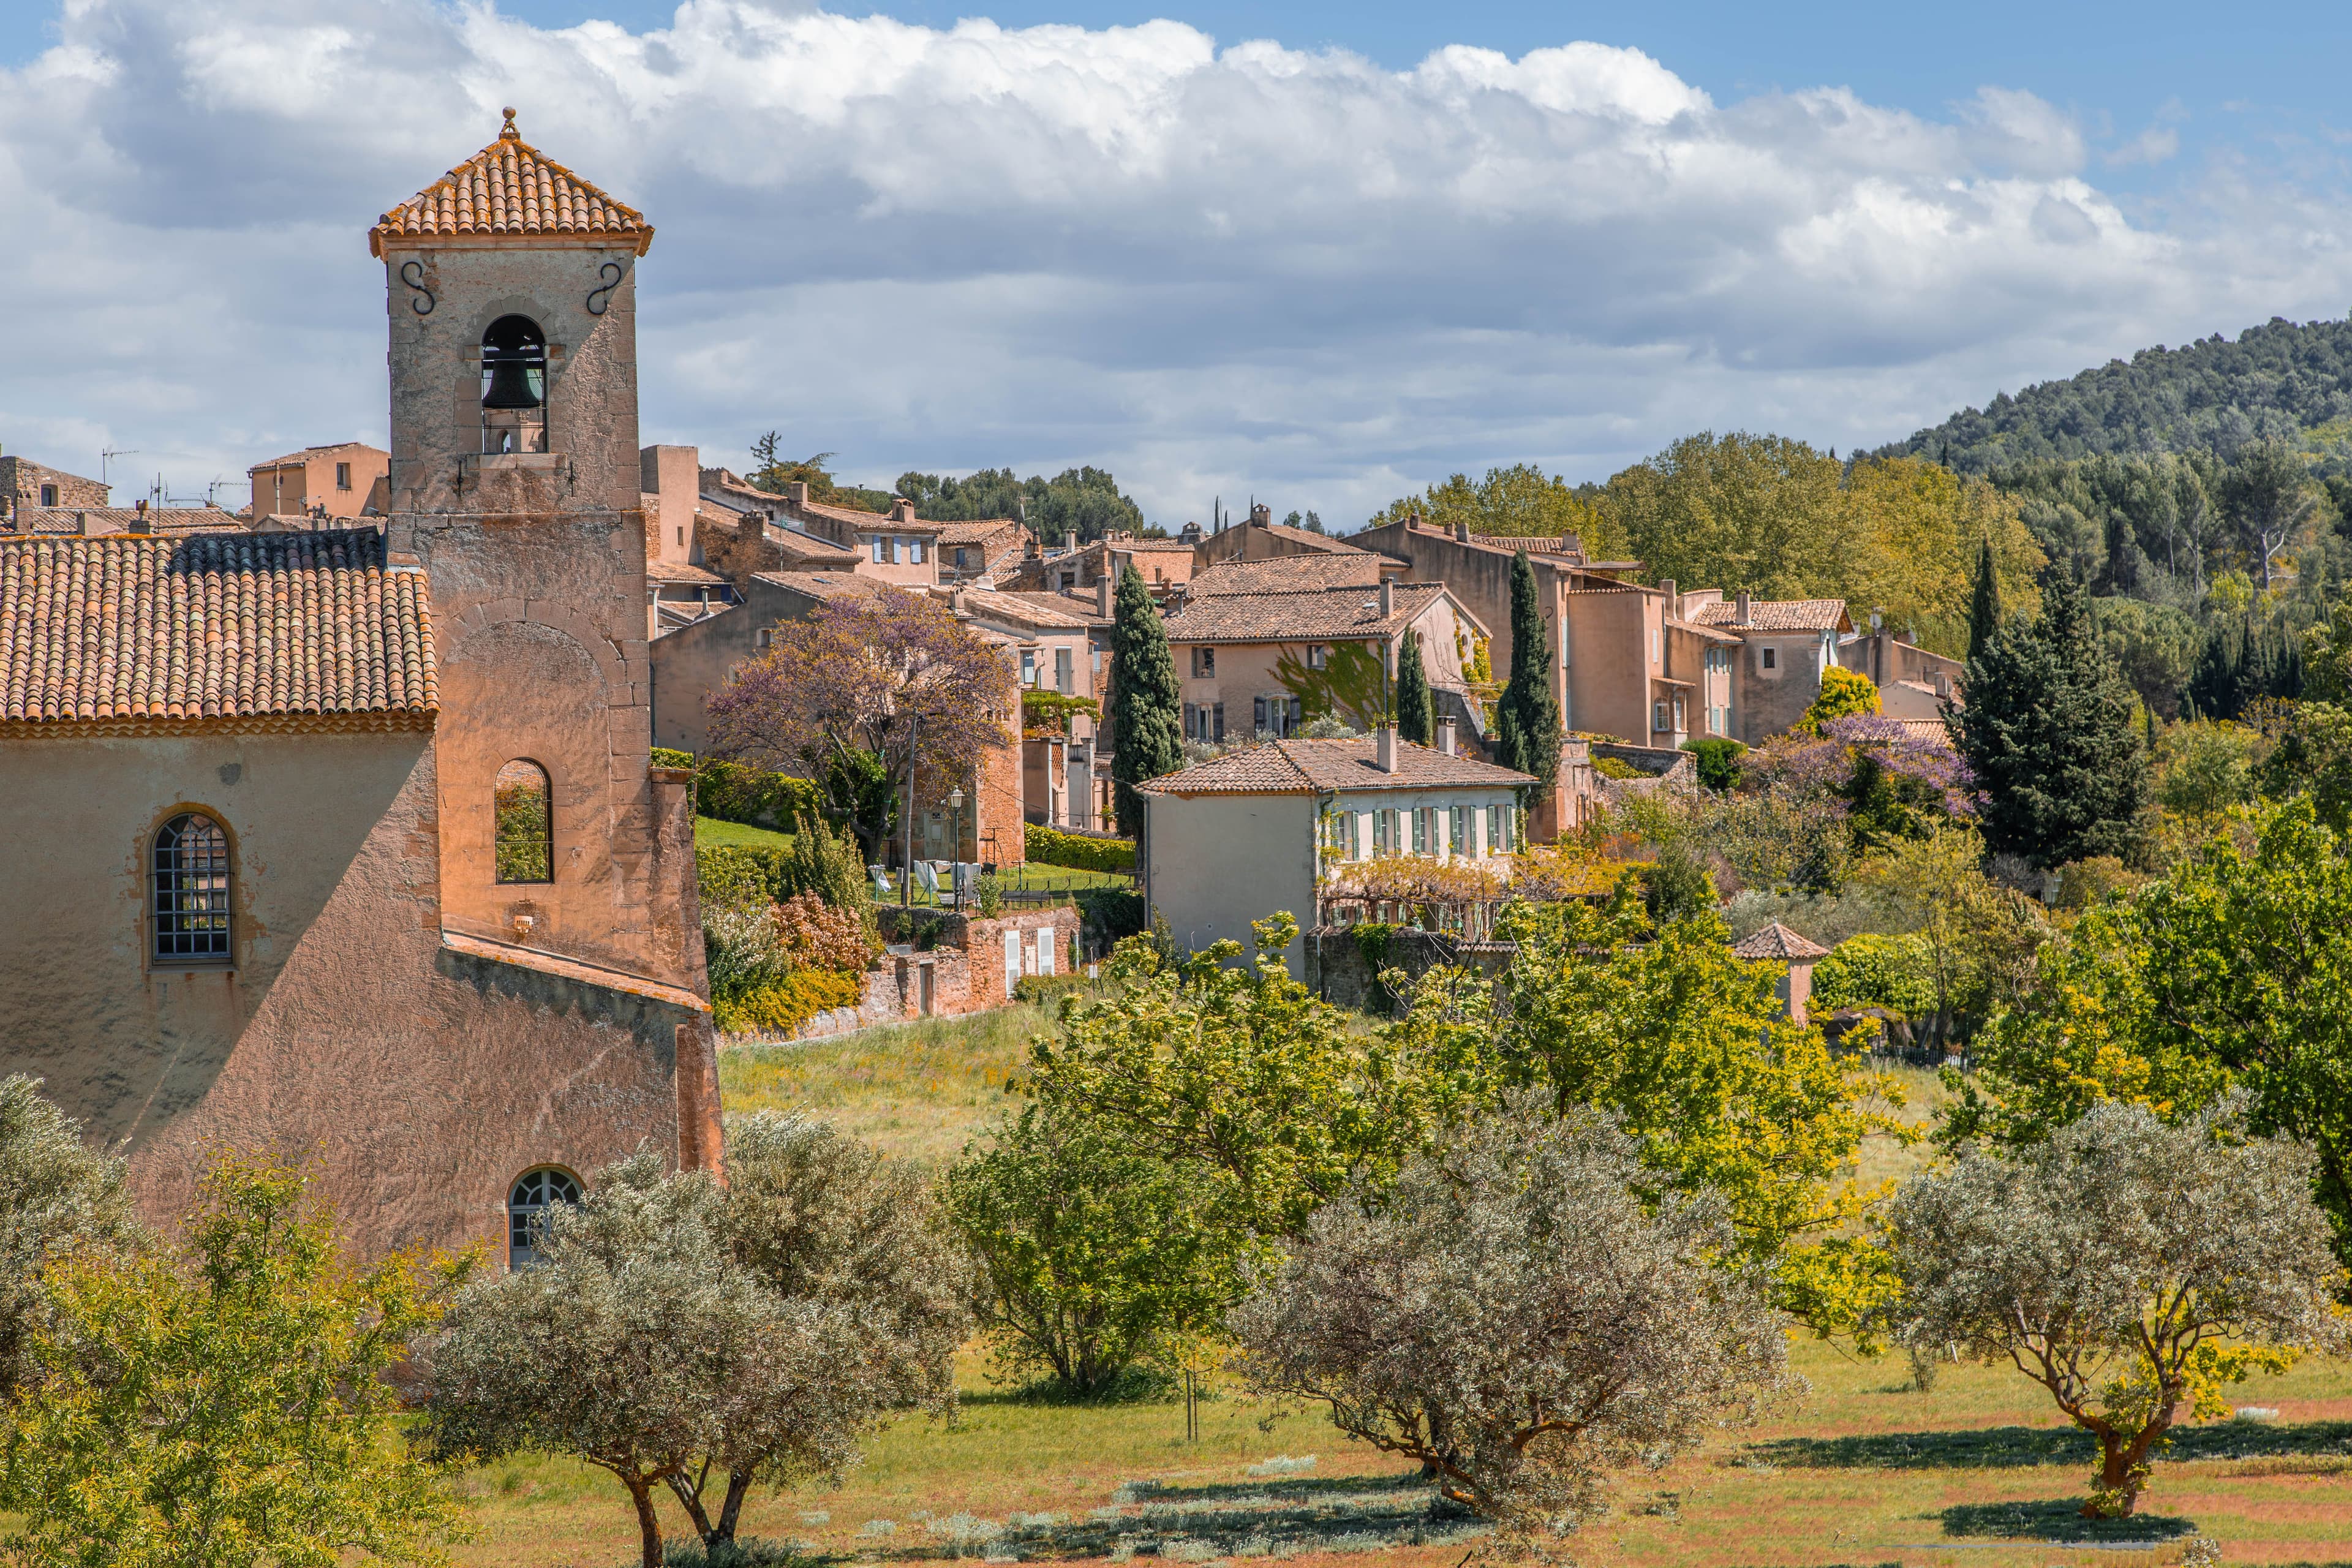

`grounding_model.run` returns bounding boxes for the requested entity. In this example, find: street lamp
[948,786,965,913]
